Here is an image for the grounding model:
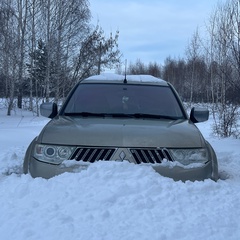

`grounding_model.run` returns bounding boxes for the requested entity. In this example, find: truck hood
[38,116,205,148]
